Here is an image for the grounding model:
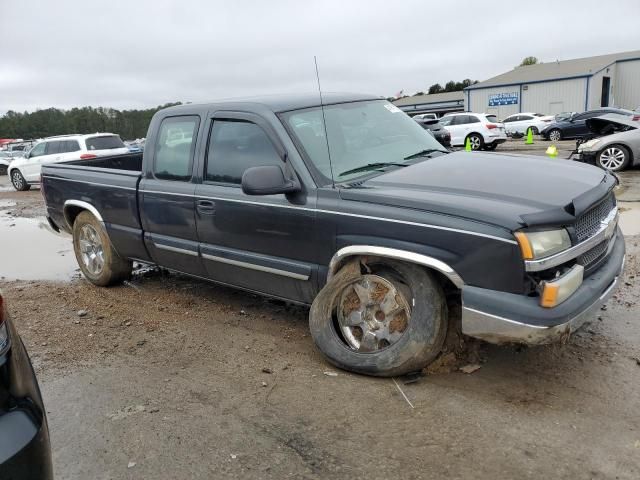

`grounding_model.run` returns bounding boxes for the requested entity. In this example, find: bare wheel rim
[549,130,561,141]
[469,135,481,150]
[79,224,105,275]
[337,274,412,353]
[12,171,23,189]
[600,147,625,170]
